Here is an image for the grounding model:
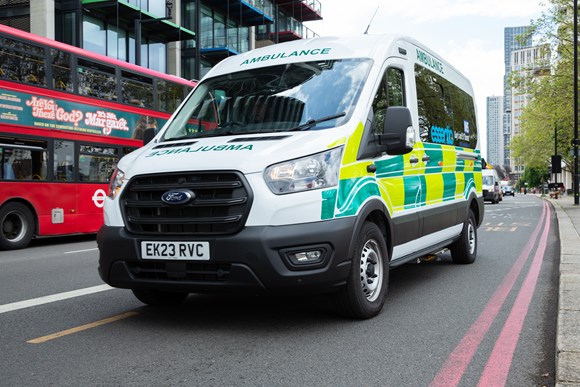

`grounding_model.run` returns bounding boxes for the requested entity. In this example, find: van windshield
[482,176,494,186]
[162,59,373,140]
